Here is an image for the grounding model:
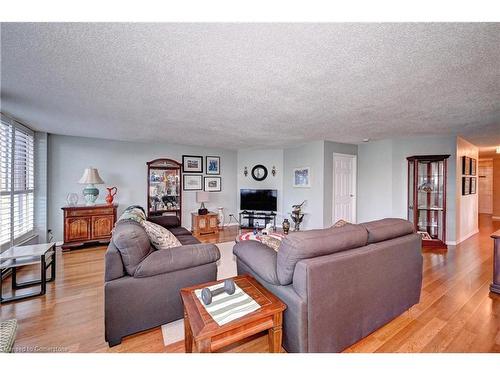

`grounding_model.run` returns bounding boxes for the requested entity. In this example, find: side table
[0,243,56,303]
[191,212,219,236]
[491,230,500,294]
[181,274,286,353]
